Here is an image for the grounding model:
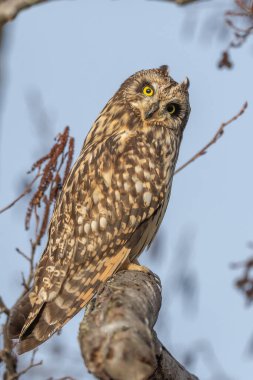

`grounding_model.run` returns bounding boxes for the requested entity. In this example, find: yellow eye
[142,85,154,97]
